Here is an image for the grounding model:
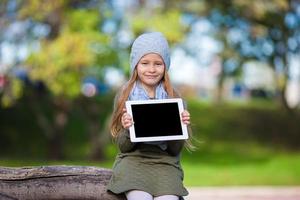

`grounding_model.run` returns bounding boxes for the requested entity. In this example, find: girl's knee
[154,195,179,200]
[126,190,153,200]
